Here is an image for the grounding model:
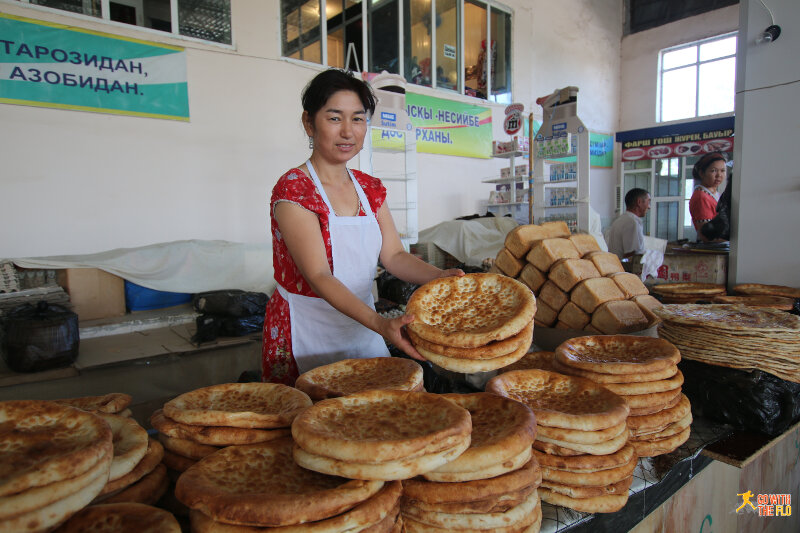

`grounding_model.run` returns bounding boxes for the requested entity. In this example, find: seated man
[606,188,651,259]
